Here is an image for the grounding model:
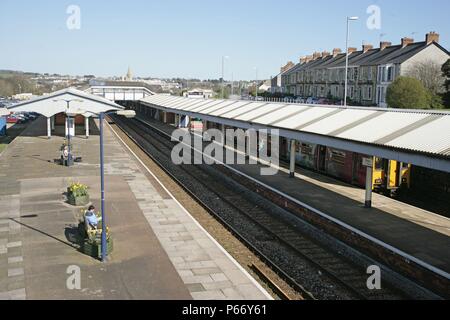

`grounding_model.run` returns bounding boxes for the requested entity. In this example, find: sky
[0,0,449,80]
